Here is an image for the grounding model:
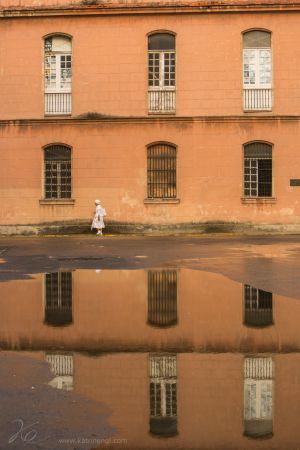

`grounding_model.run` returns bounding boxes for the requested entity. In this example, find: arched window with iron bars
[44,144,72,200]
[147,143,177,199]
[243,142,272,198]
